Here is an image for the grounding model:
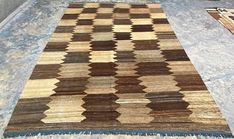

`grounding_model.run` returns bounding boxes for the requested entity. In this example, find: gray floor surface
[0,0,234,138]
